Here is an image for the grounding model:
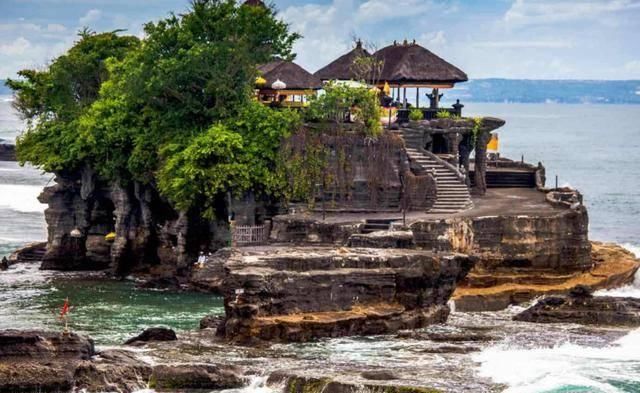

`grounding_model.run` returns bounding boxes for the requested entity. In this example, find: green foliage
[306,82,382,136]
[471,116,483,146]
[409,108,424,121]
[9,30,140,172]
[435,110,451,119]
[158,101,300,215]
[11,0,301,217]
